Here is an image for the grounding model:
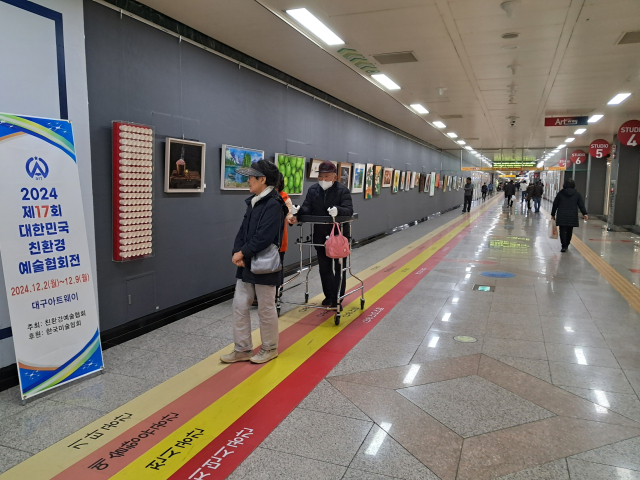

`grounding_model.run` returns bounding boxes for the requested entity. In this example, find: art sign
[0,113,103,400]
[589,139,611,158]
[544,116,588,127]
